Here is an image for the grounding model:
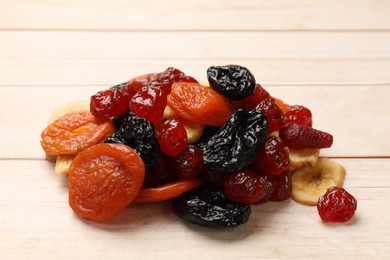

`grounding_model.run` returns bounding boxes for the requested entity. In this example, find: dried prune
[105,111,159,170]
[202,109,268,172]
[207,65,256,100]
[172,185,251,227]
